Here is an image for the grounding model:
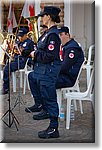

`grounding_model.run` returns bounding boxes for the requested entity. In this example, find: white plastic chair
[57,61,85,115]
[23,70,33,94]
[0,70,3,79]
[12,58,30,92]
[83,45,95,87]
[65,68,94,129]
[12,71,16,92]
